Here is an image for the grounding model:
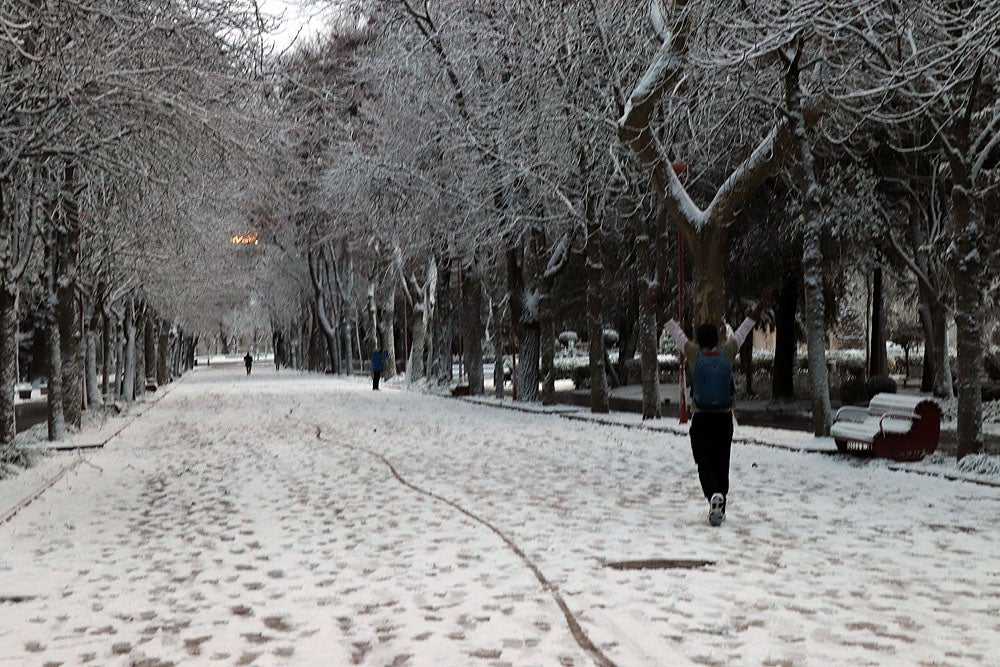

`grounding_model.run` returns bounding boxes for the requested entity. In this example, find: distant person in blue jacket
[371,348,387,390]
